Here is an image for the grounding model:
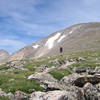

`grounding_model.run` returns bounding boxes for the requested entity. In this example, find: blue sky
[0,0,100,54]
